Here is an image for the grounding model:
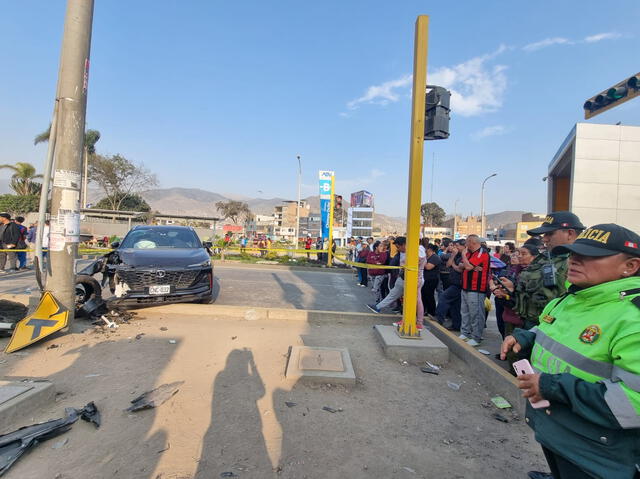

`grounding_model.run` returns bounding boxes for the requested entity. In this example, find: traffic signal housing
[425,86,451,140]
[584,72,640,119]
